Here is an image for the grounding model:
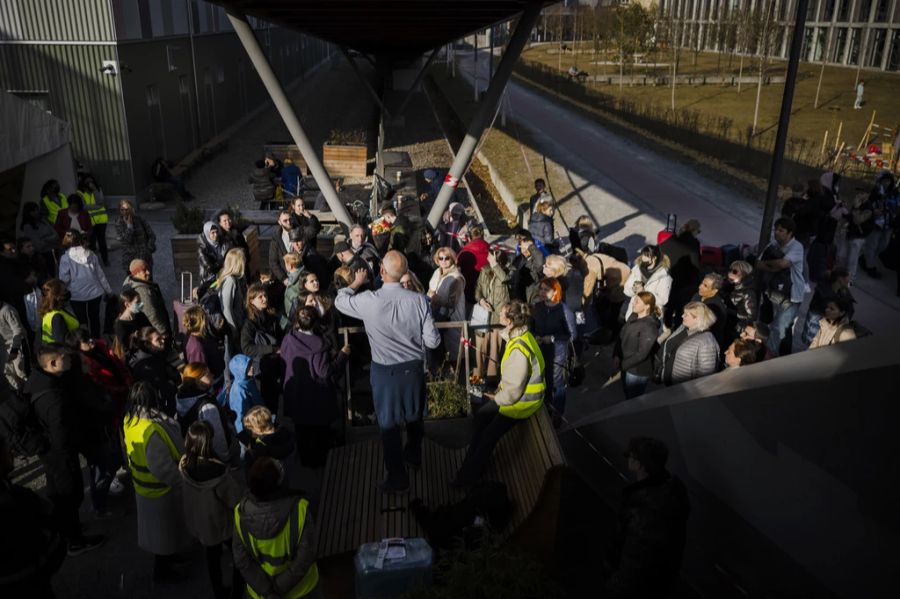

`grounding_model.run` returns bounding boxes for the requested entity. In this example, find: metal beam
[426,3,541,228]
[758,0,809,253]
[225,9,352,227]
[338,46,390,118]
[395,48,440,117]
